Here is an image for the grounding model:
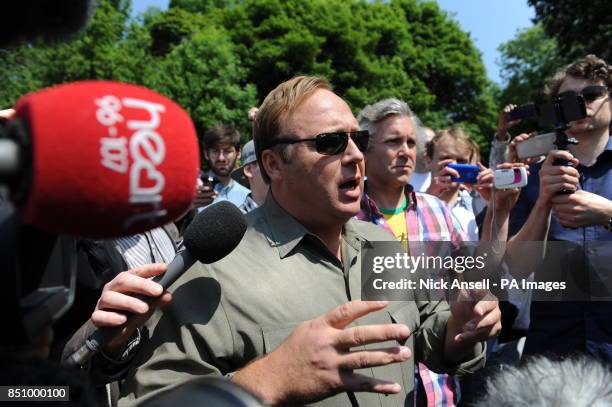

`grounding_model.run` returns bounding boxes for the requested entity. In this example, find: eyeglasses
[208,147,237,157]
[268,130,369,155]
[578,85,609,103]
